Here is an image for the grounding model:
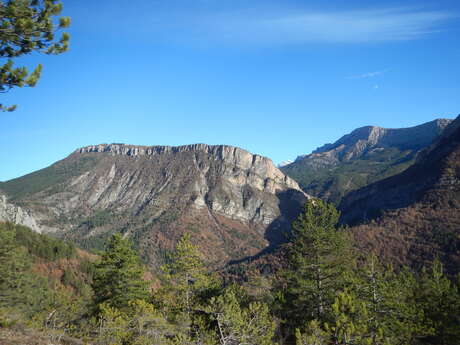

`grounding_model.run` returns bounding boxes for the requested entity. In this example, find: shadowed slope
[340,116,460,273]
